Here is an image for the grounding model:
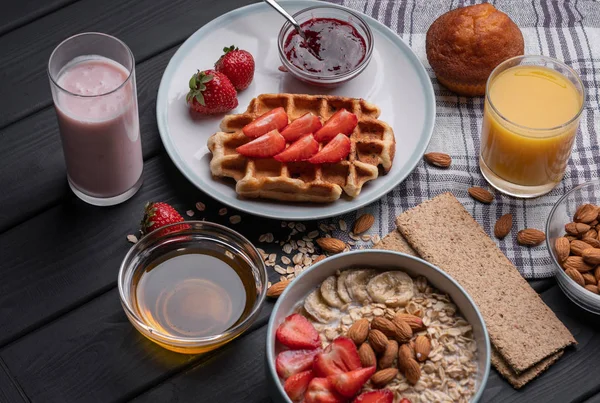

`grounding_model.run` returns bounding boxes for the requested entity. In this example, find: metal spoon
[263,0,307,40]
